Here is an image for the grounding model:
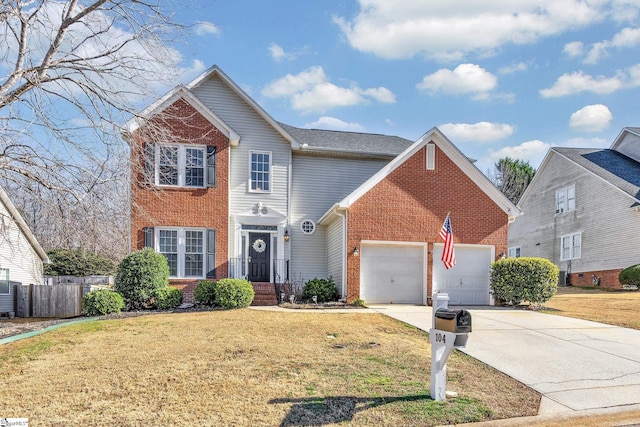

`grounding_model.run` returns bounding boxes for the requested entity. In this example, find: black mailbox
[434,308,472,333]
